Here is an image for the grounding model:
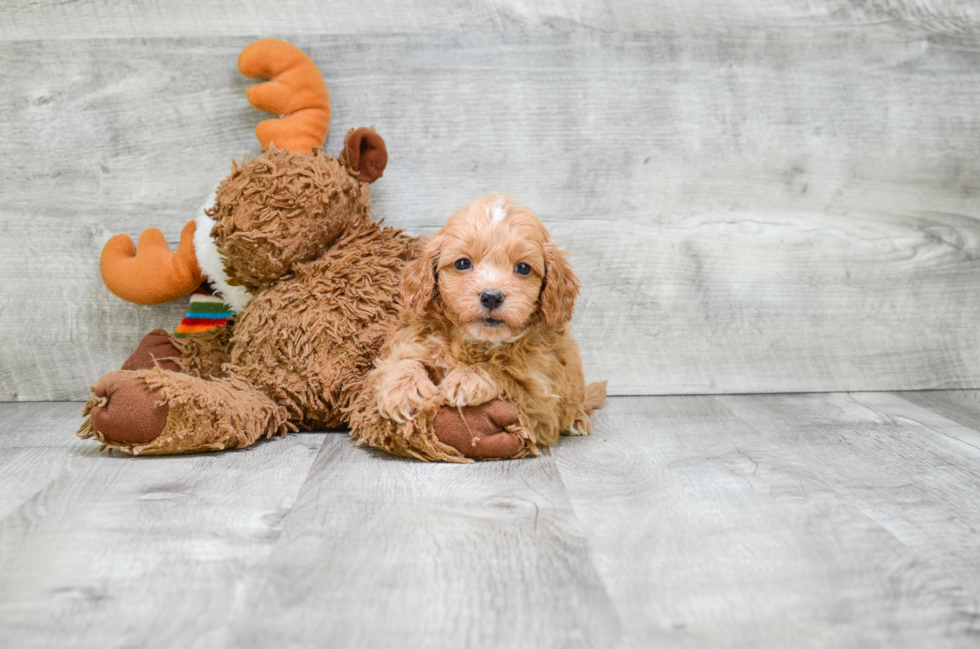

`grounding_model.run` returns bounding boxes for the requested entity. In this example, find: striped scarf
[174,284,234,338]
